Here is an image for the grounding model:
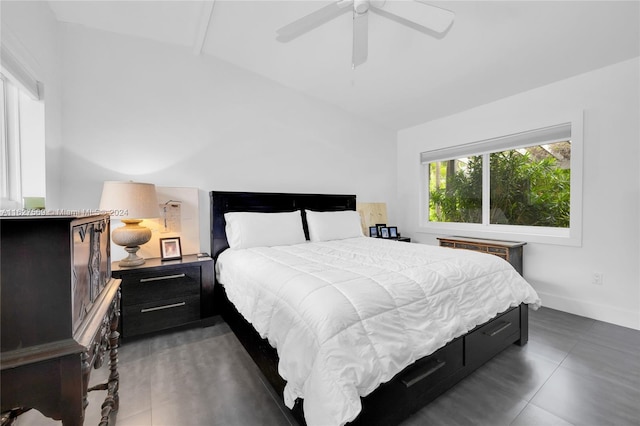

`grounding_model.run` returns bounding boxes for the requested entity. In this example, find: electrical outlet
[592,272,604,285]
